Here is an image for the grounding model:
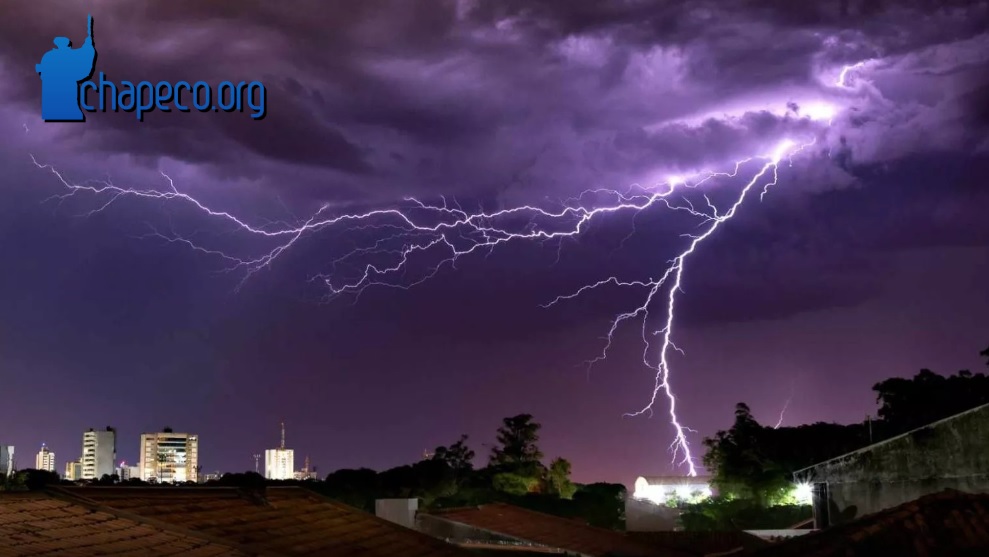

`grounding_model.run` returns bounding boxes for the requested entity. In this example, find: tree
[156,451,169,483]
[873,364,989,434]
[0,469,60,491]
[704,405,883,508]
[572,483,626,529]
[981,345,989,366]
[490,414,543,468]
[321,468,379,511]
[492,471,541,495]
[546,458,576,499]
[95,473,119,486]
[432,434,475,478]
[703,403,793,506]
[209,472,266,489]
